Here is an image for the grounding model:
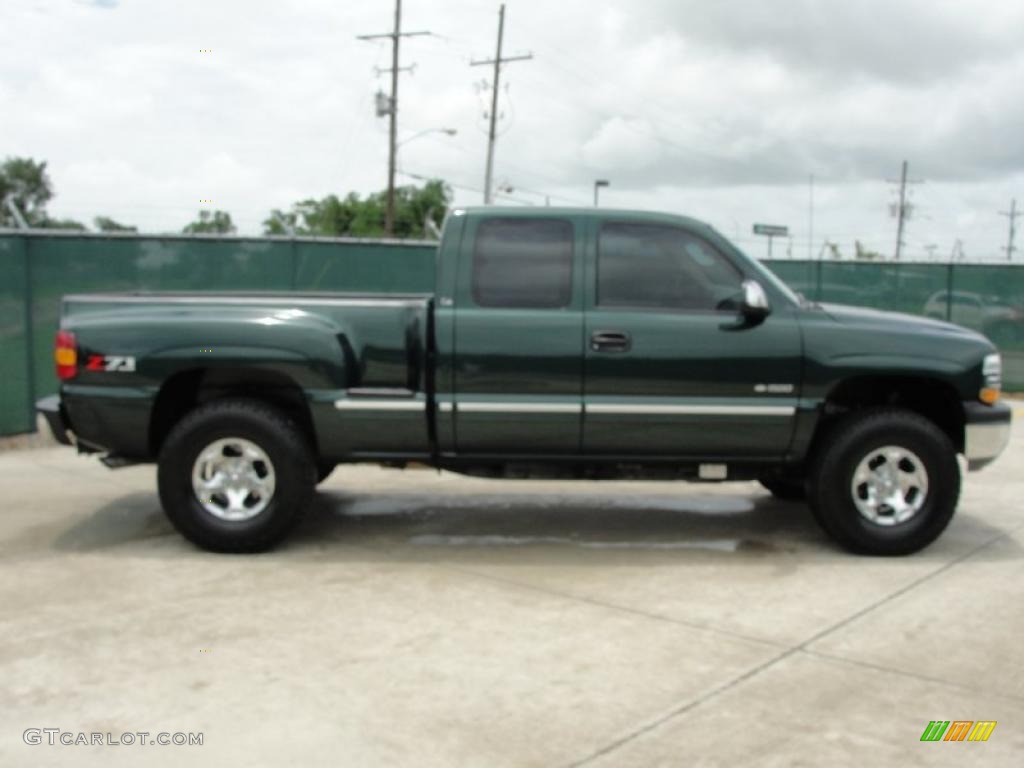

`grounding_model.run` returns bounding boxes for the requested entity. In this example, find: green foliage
[183,210,236,234]
[263,179,451,239]
[94,216,138,233]
[0,156,54,227]
[0,156,88,230]
[40,217,87,231]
